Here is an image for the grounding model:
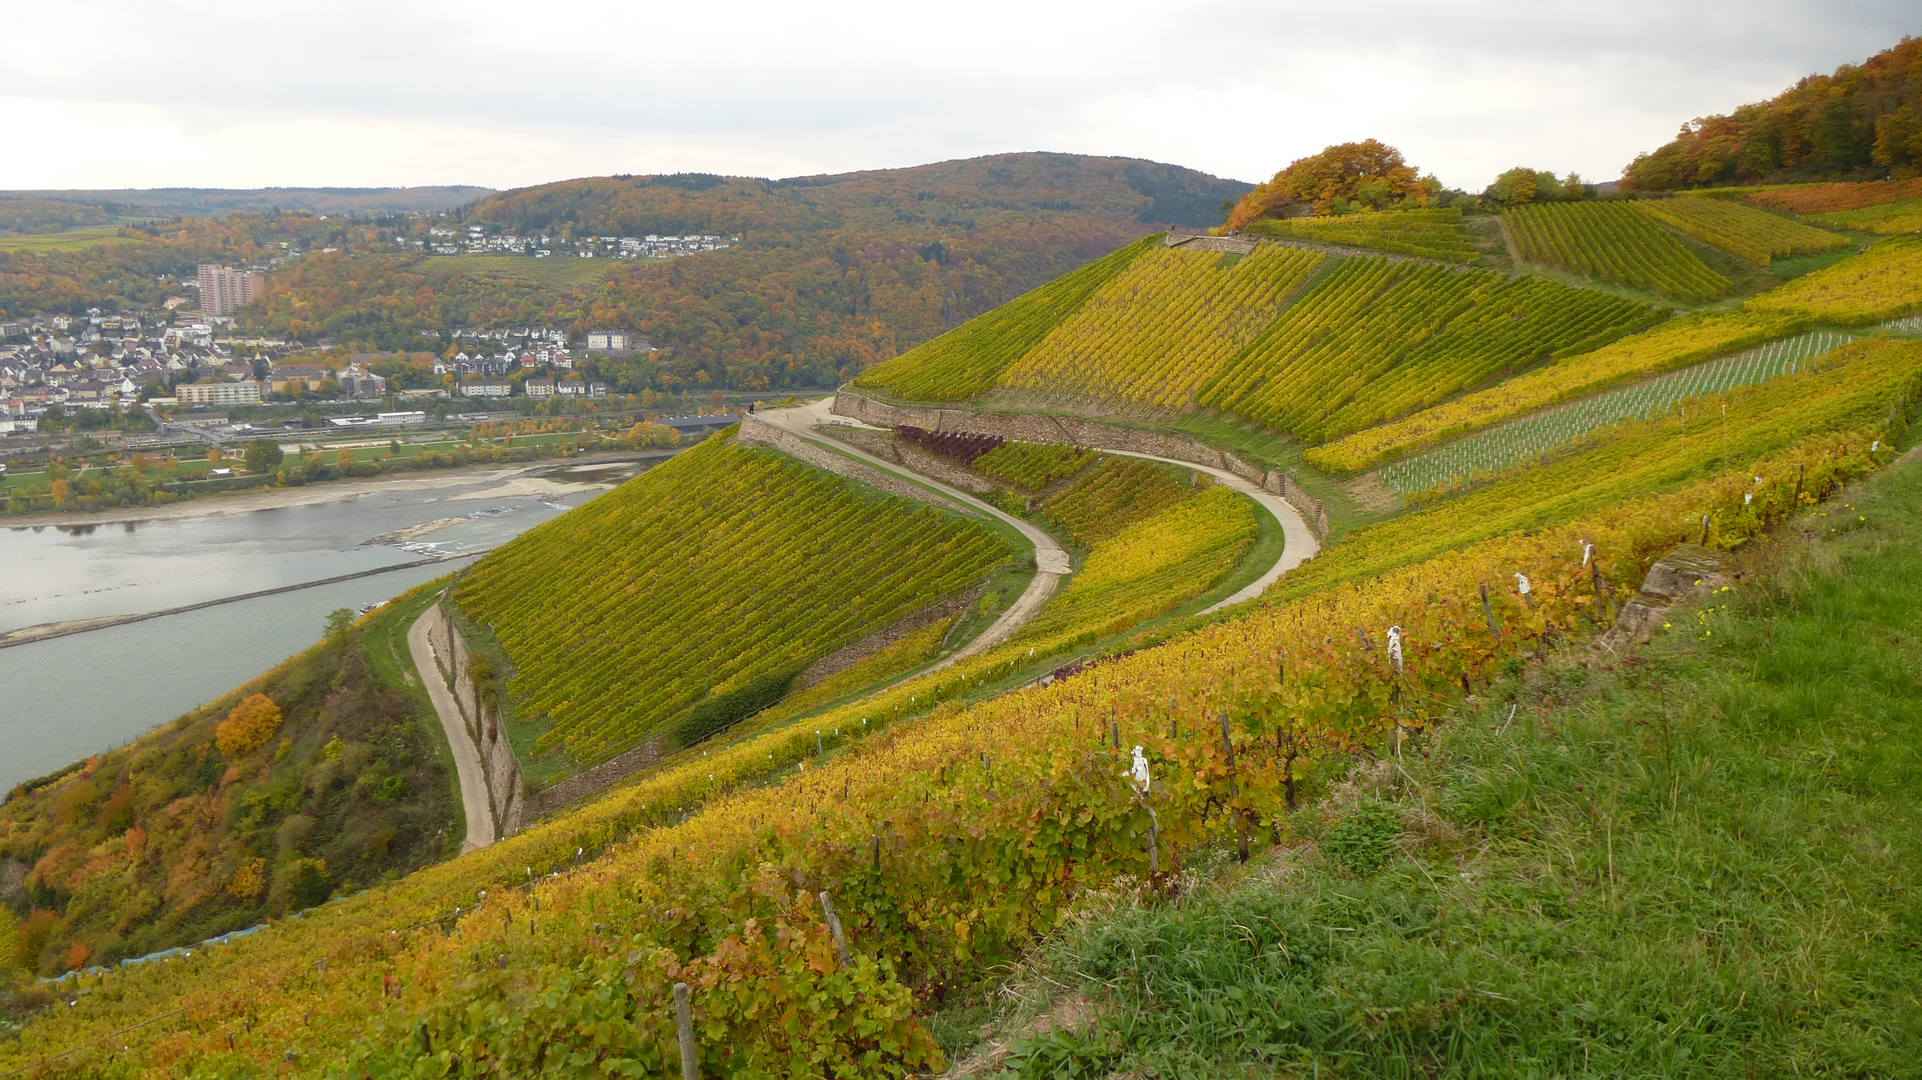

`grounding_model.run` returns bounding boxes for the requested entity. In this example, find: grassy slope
[977,458,1922,1078]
